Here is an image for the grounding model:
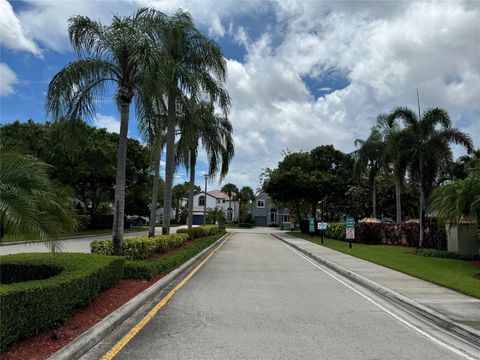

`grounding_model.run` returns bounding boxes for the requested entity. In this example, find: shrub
[176,225,218,240]
[382,224,403,244]
[325,223,346,241]
[124,232,225,279]
[400,221,447,249]
[238,223,252,228]
[355,223,384,244]
[0,253,124,350]
[91,233,190,260]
